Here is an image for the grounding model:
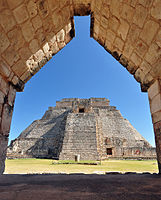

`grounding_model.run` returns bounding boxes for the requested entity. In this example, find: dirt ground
[0,173,161,200]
